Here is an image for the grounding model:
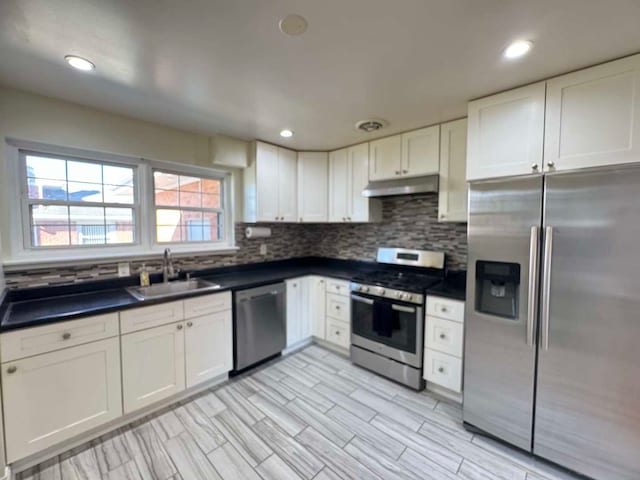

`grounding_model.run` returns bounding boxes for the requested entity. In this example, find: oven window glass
[351,296,418,354]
